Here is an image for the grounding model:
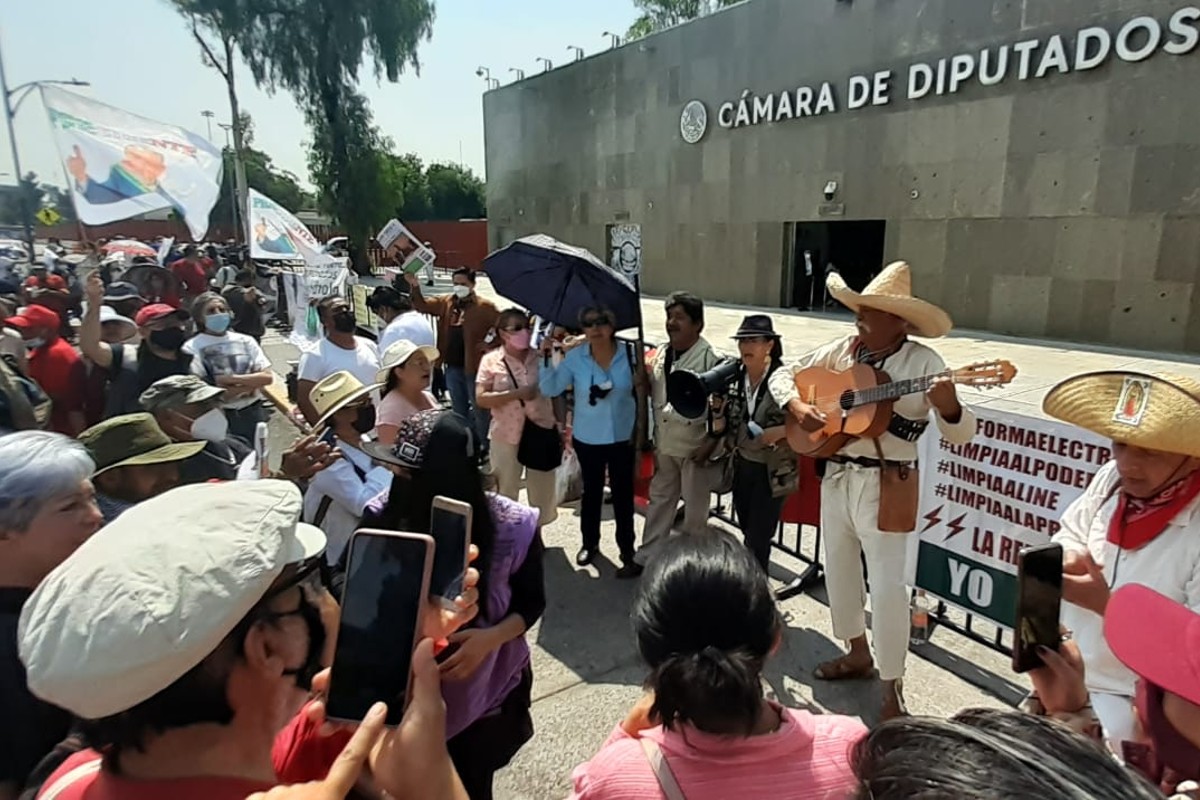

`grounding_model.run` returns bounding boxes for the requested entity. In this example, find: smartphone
[325,530,433,725]
[1012,542,1064,673]
[429,496,472,605]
